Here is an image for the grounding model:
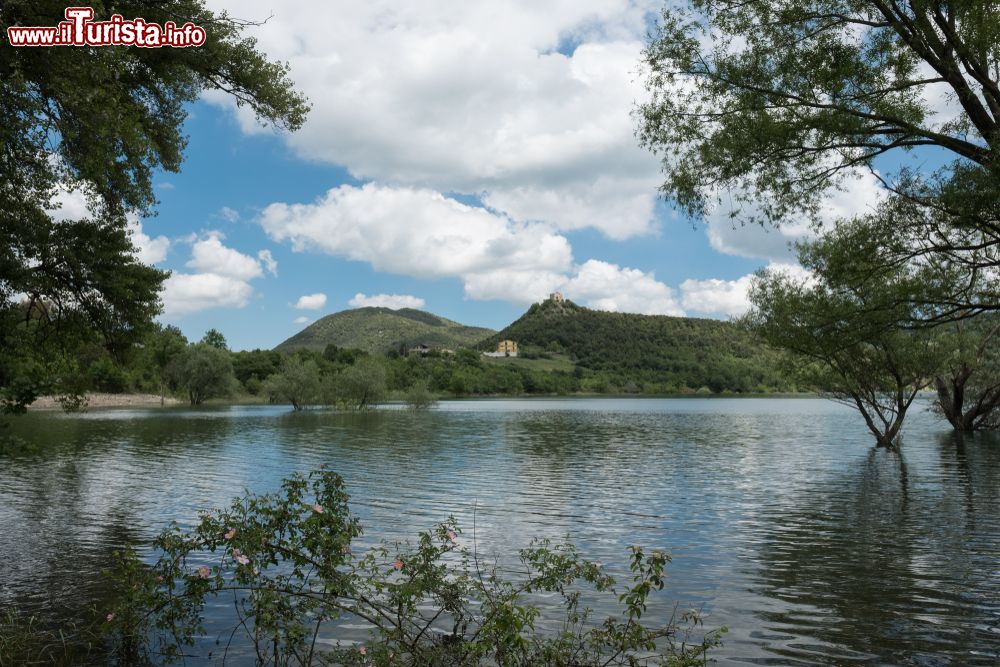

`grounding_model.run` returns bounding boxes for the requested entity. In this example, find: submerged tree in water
[264,355,323,411]
[170,343,235,406]
[745,215,940,449]
[747,270,934,449]
[335,358,387,410]
[746,191,1000,446]
[932,317,1000,431]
